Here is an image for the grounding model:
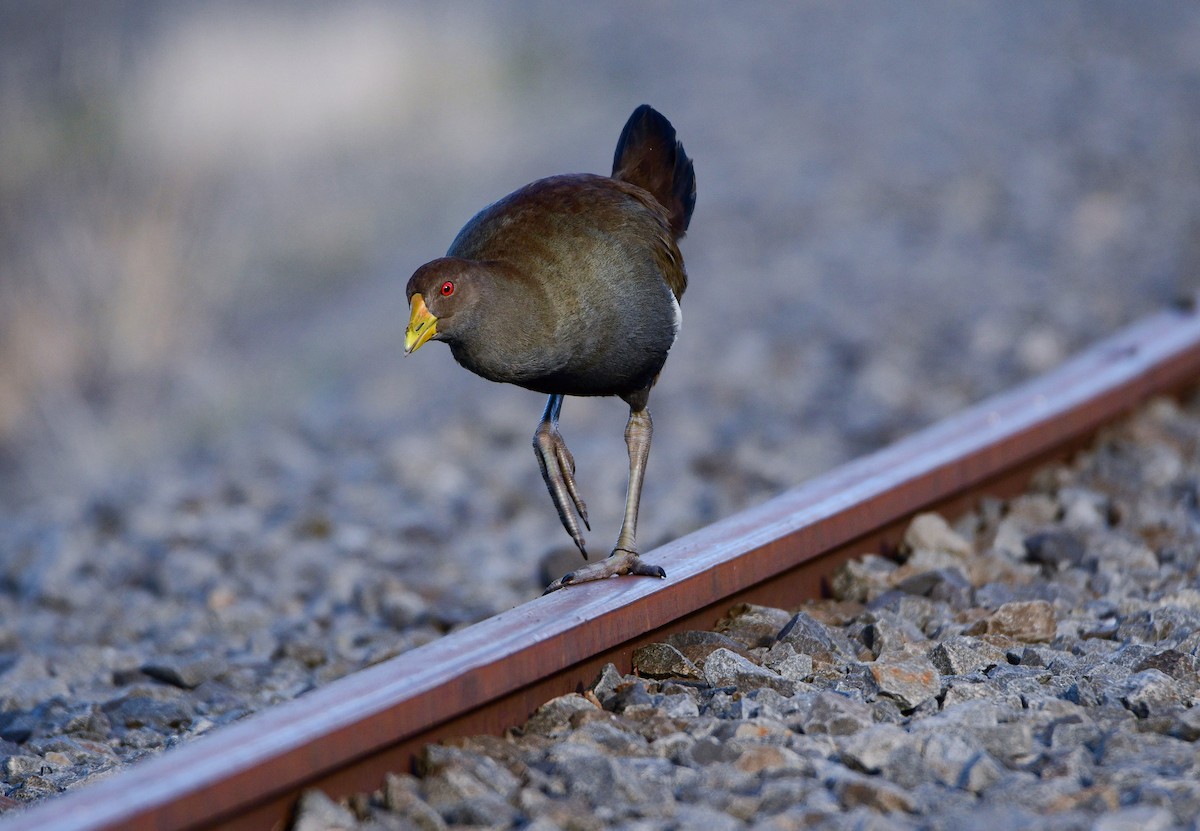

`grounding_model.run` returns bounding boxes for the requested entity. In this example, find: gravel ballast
[300,393,1200,830]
